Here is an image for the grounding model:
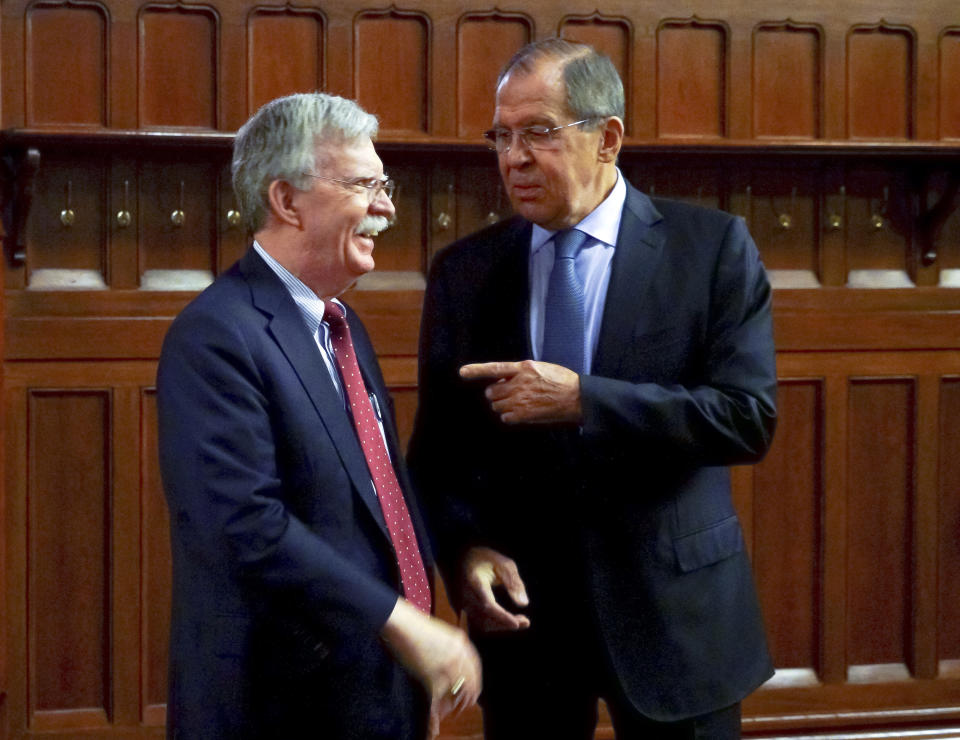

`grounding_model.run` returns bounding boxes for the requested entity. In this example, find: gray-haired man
[159,92,480,740]
[410,39,776,739]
